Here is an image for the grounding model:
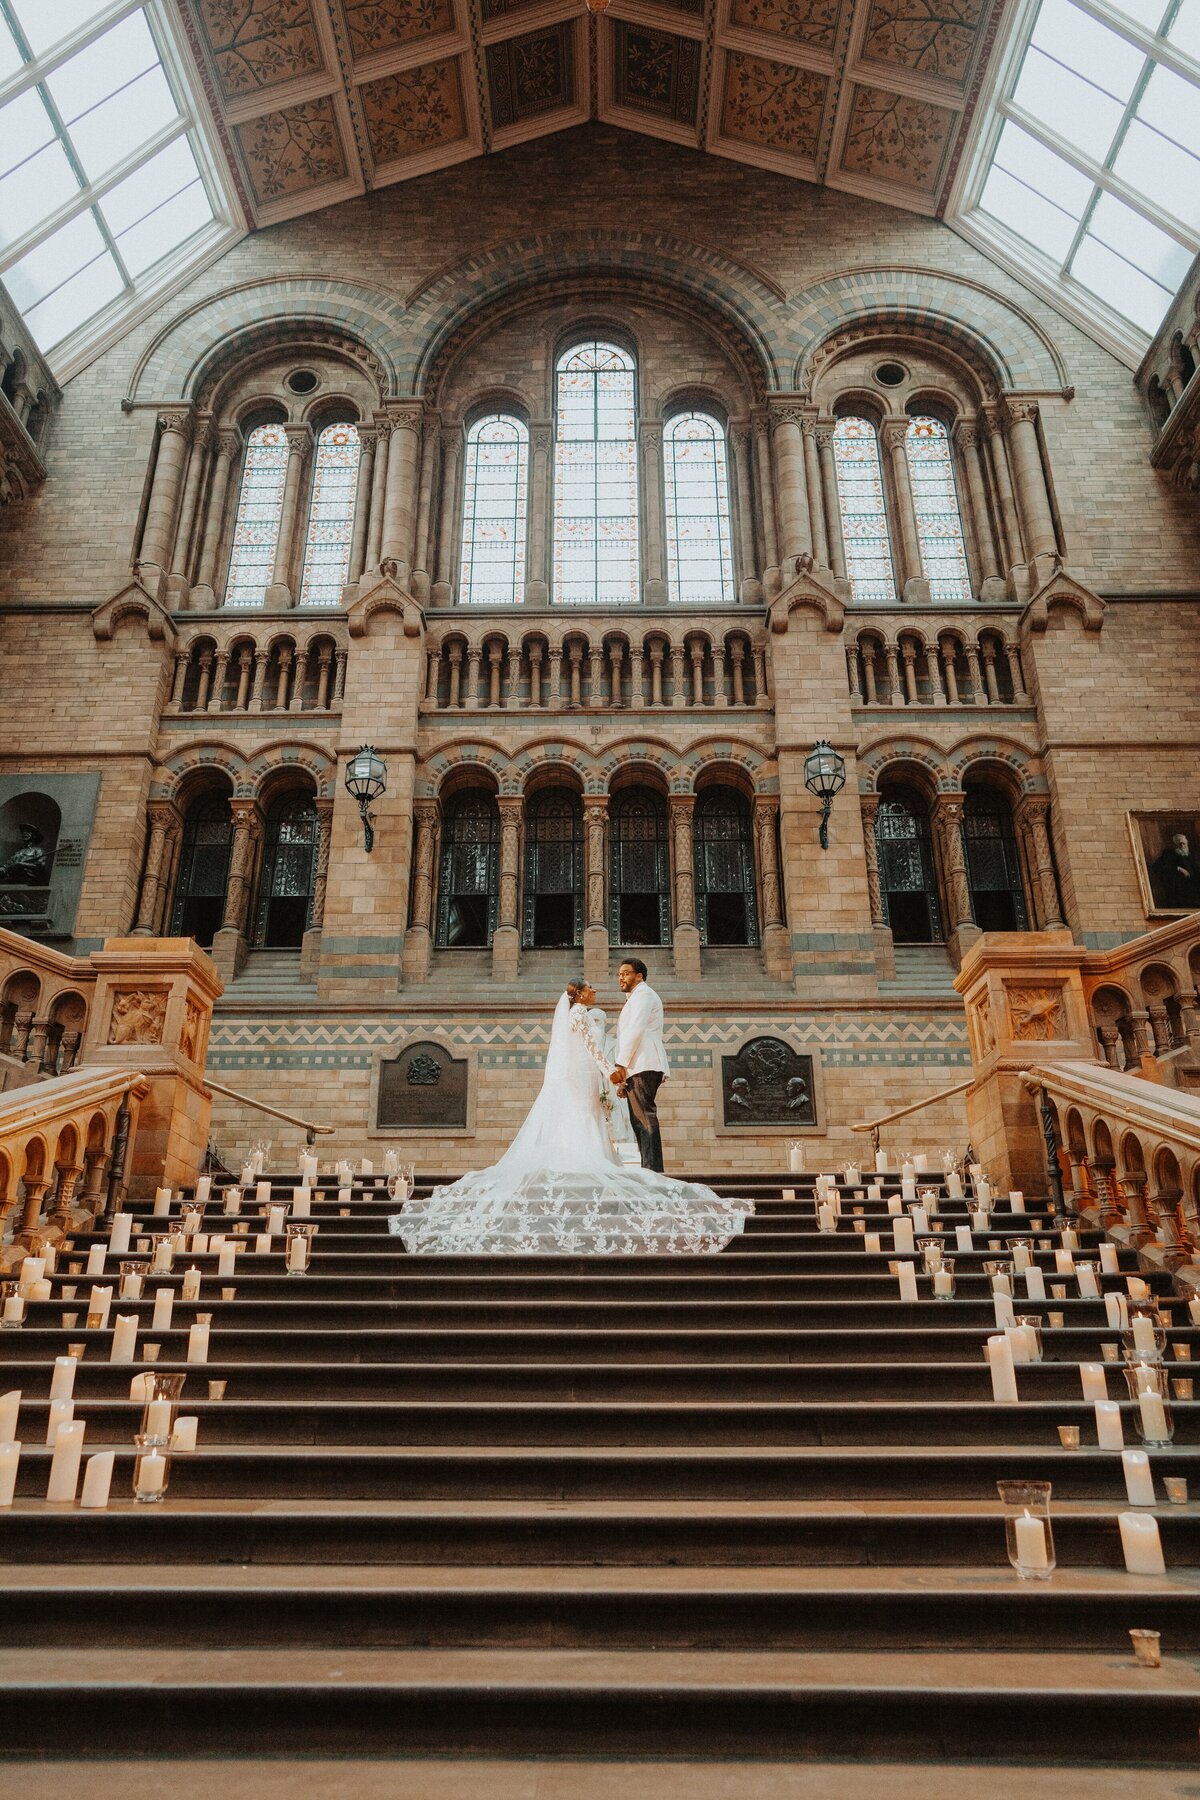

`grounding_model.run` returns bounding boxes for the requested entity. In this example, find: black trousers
[625,1071,665,1173]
